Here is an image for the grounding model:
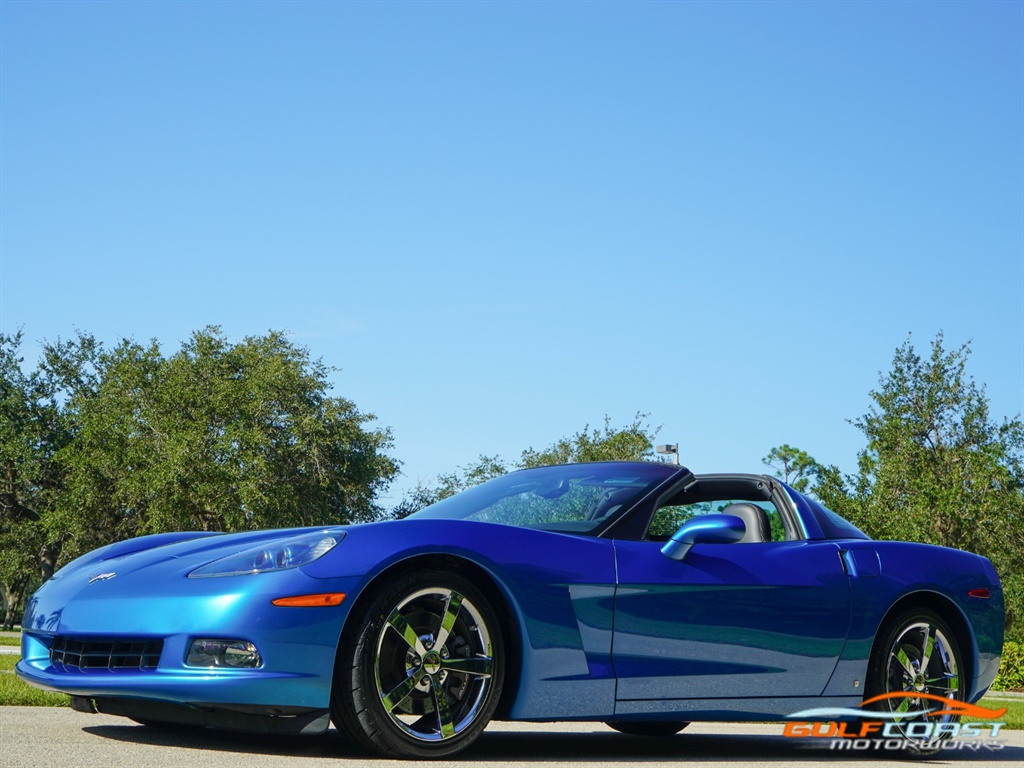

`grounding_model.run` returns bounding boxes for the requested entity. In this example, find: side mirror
[661,514,746,561]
